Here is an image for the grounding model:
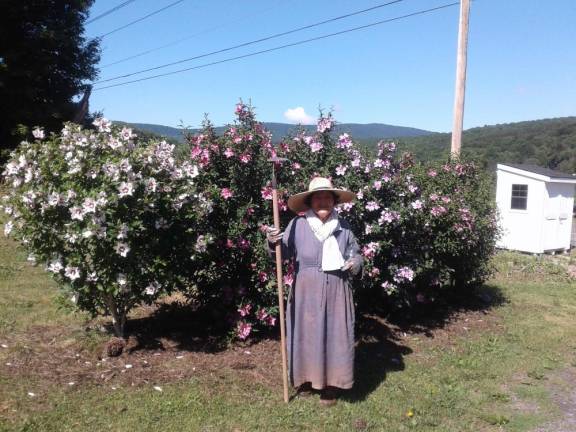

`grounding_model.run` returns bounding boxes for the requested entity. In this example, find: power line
[98,0,186,39]
[94,2,459,91]
[95,0,405,83]
[100,1,291,69]
[86,0,137,25]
